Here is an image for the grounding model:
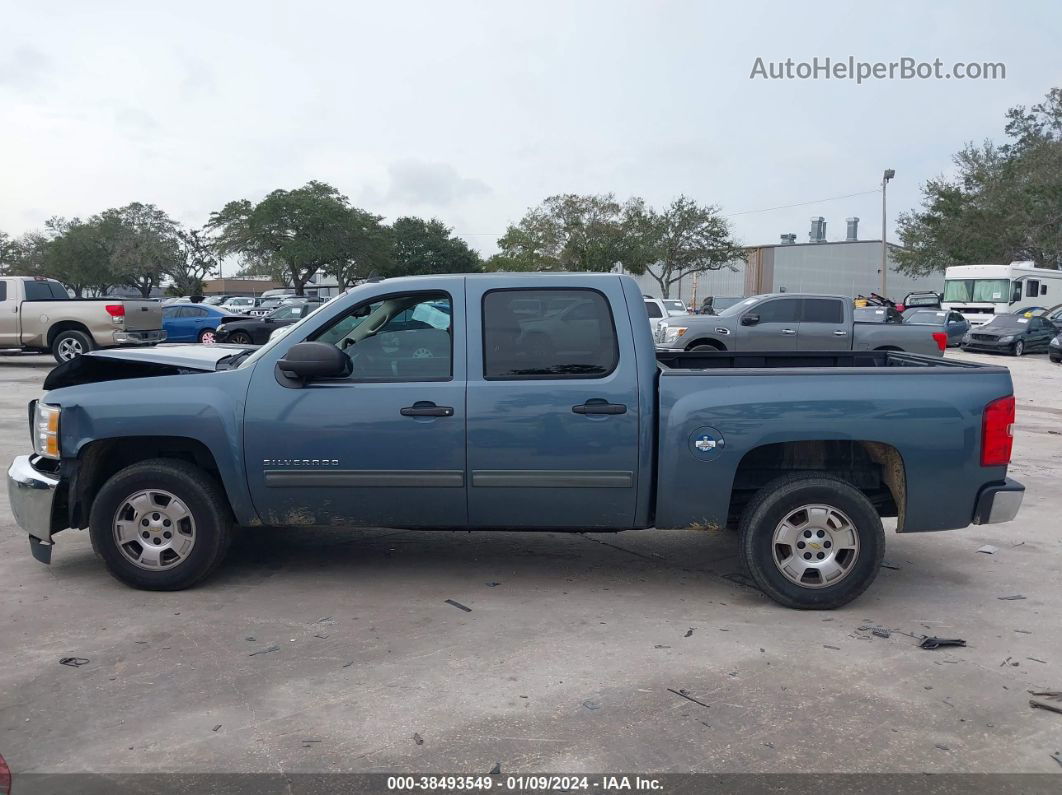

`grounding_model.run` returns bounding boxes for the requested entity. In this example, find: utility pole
[881,169,895,297]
